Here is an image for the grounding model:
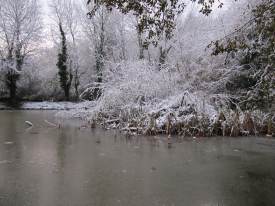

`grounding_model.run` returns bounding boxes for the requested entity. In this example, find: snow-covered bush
[99,61,185,110]
[209,0,275,110]
[65,60,221,136]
